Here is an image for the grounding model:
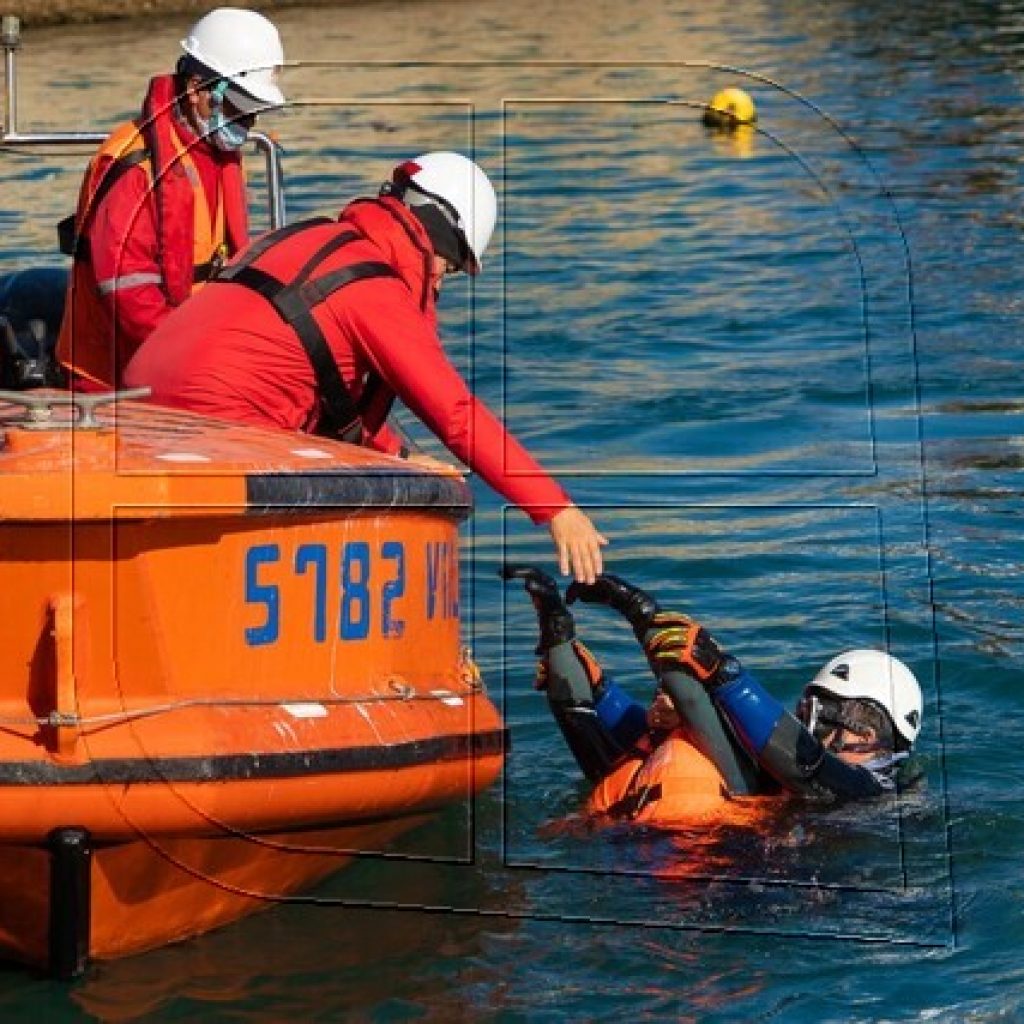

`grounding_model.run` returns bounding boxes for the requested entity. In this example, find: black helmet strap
[381,175,471,272]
